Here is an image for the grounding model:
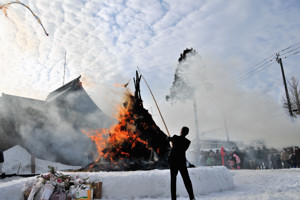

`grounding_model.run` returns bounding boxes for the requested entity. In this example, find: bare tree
[282,76,300,116]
